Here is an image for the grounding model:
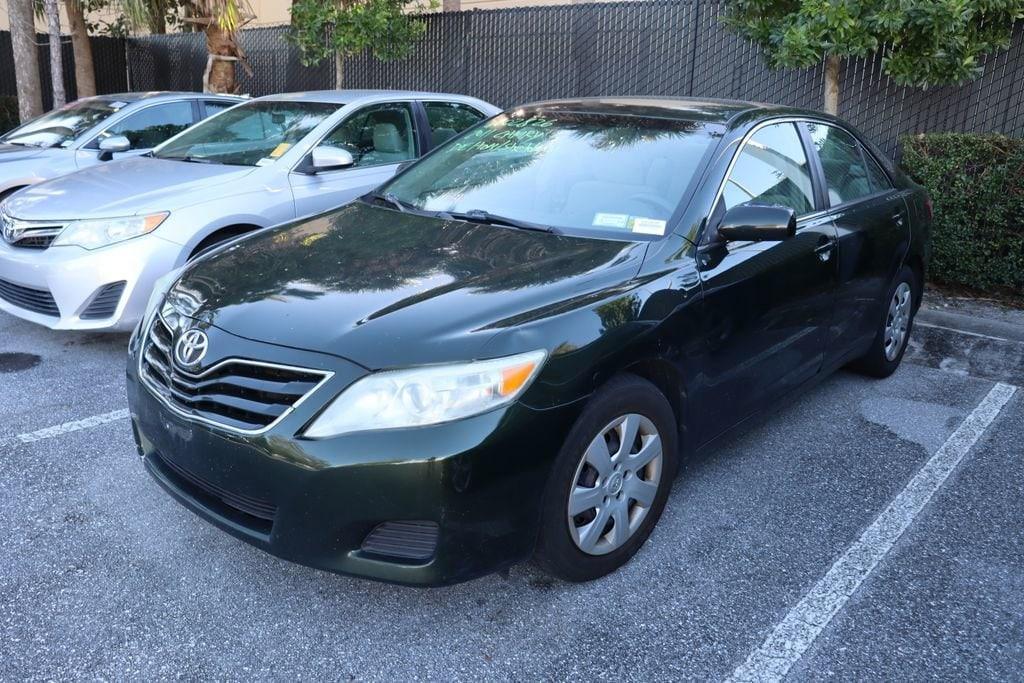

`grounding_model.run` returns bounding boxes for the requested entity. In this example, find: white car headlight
[303,350,547,438]
[52,212,169,250]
